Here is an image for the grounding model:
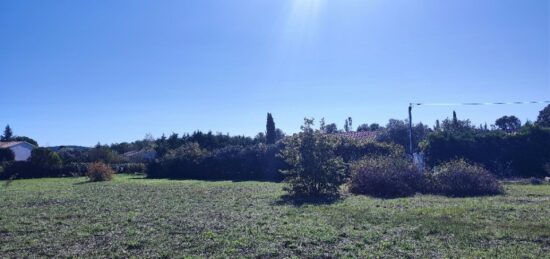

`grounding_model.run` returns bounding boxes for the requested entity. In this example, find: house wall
[10,144,33,161]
